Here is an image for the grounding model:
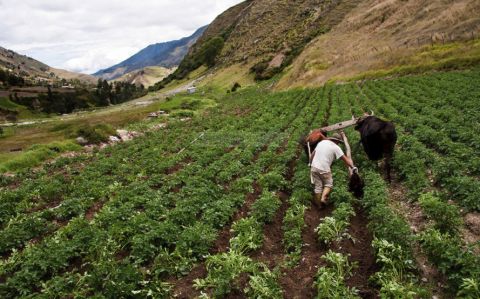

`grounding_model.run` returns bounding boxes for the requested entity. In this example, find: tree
[199,37,224,67]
